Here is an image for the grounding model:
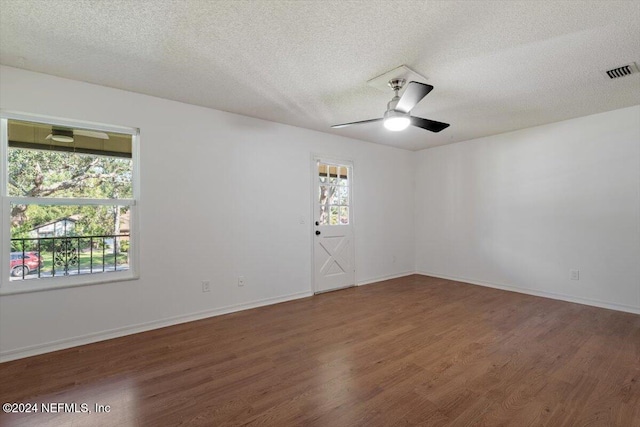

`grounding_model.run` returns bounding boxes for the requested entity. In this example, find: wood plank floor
[1,275,639,426]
